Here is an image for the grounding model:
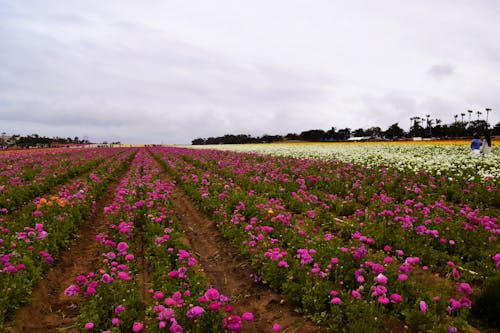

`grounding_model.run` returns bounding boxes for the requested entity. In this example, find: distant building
[347,136,372,142]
